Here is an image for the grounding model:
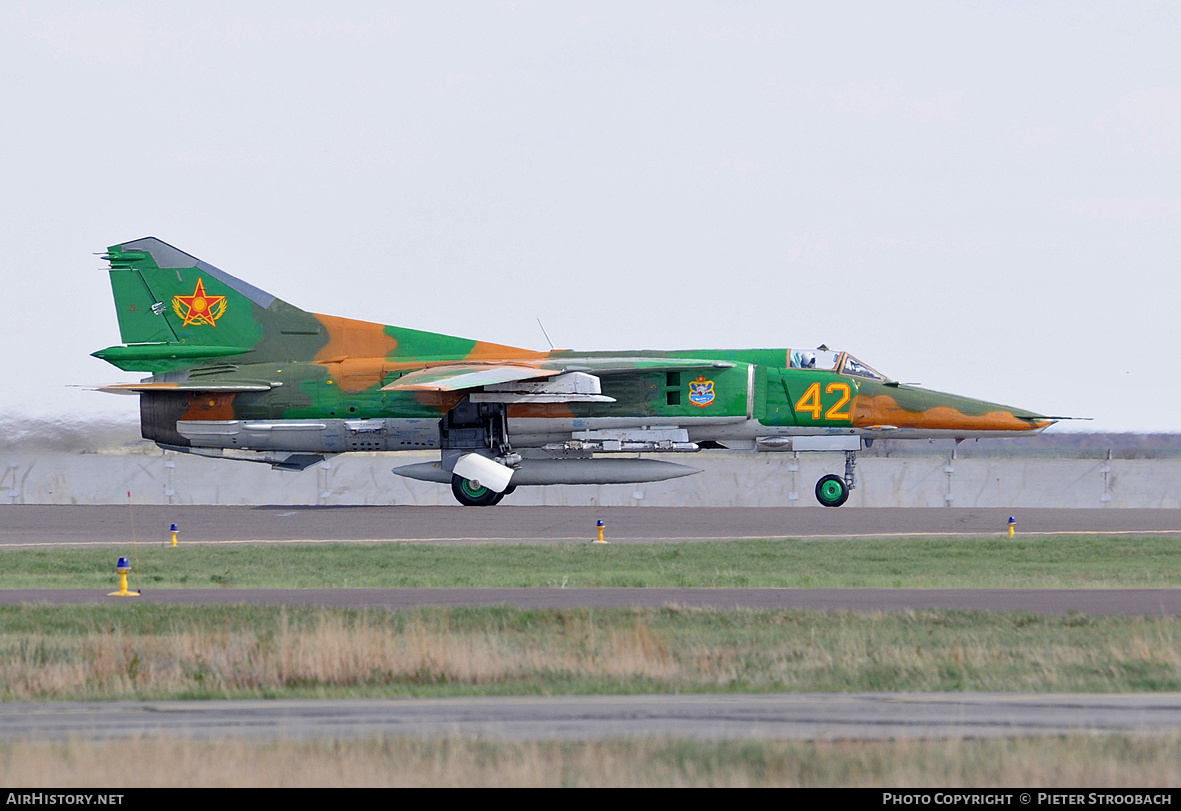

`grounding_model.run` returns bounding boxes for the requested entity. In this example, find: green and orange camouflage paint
[94,238,1054,506]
